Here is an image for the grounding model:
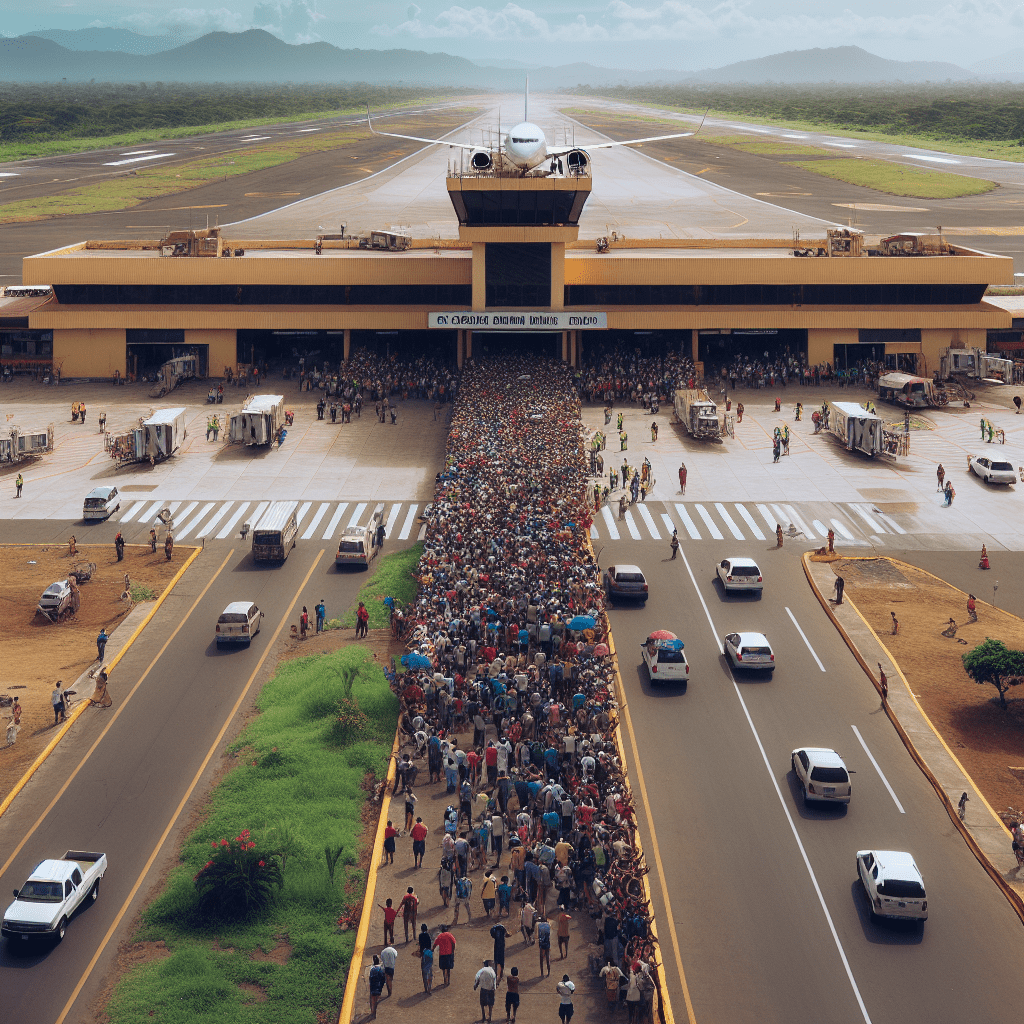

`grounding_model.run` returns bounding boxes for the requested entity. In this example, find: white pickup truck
[2,850,106,943]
